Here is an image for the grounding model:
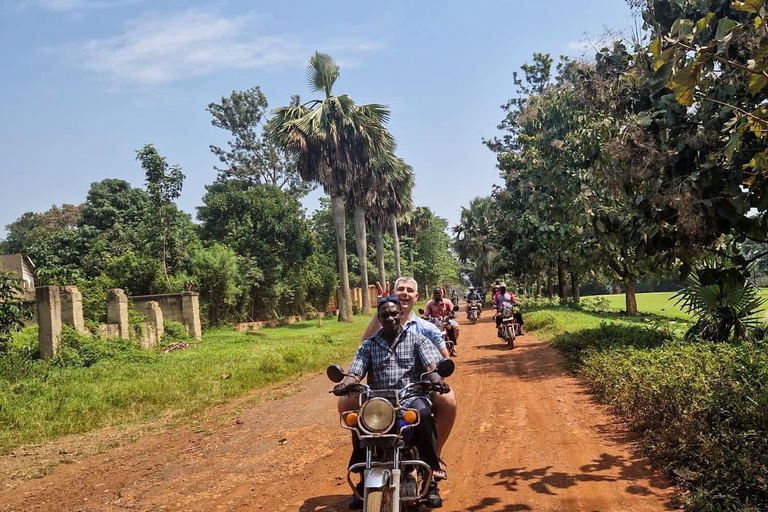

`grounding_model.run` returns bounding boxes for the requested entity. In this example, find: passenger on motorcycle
[360,277,457,477]
[335,298,448,509]
[424,287,460,352]
[493,283,524,334]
